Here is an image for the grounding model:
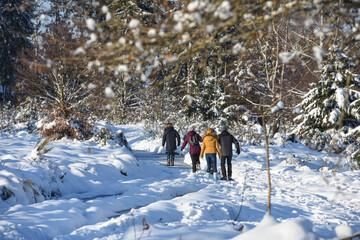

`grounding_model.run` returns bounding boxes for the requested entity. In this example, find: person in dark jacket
[218,126,240,181]
[181,128,203,173]
[162,123,181,166]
